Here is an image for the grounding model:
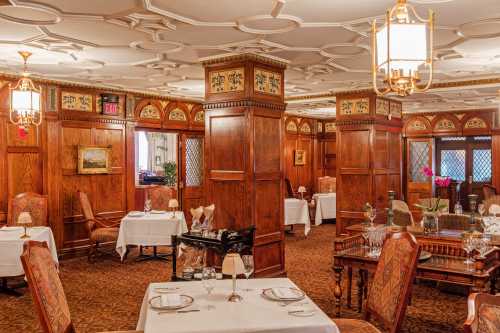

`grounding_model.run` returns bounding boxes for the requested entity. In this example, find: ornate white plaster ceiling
[0,0,499,115]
